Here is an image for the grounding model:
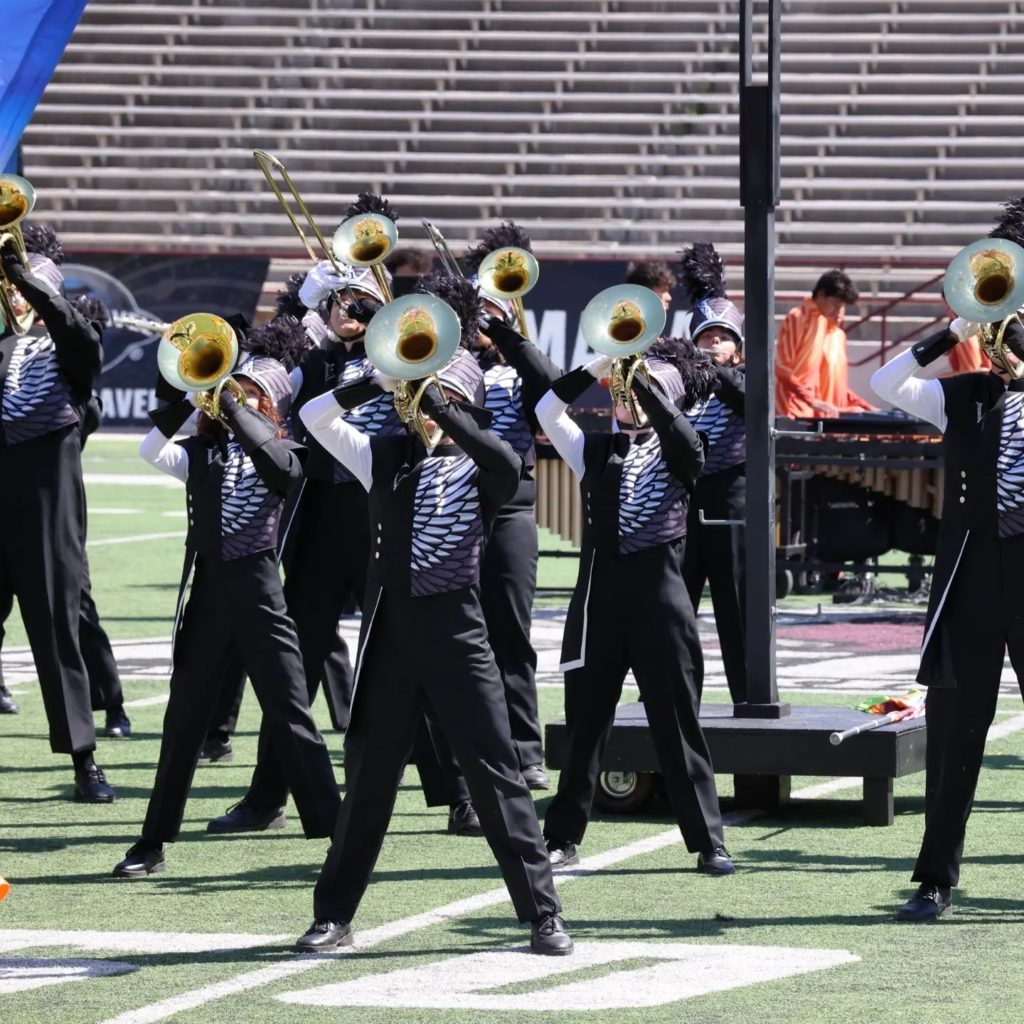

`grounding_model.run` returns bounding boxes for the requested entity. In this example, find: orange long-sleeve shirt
[947,335,991,374]
[775,298,874,417]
